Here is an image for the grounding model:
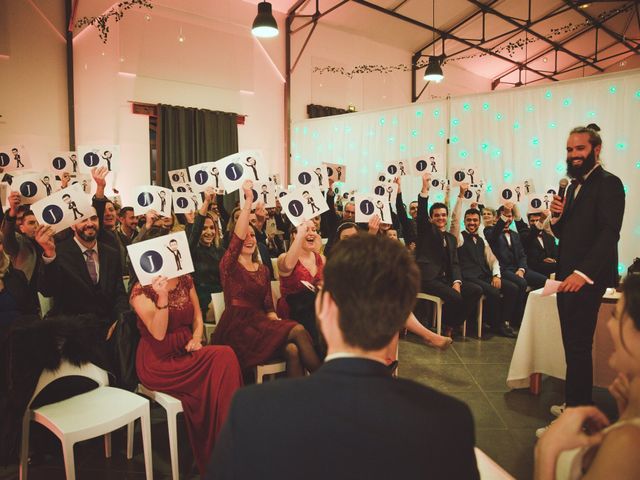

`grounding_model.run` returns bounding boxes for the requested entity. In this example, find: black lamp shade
[423,56,444,83]
[252,2,278,38]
